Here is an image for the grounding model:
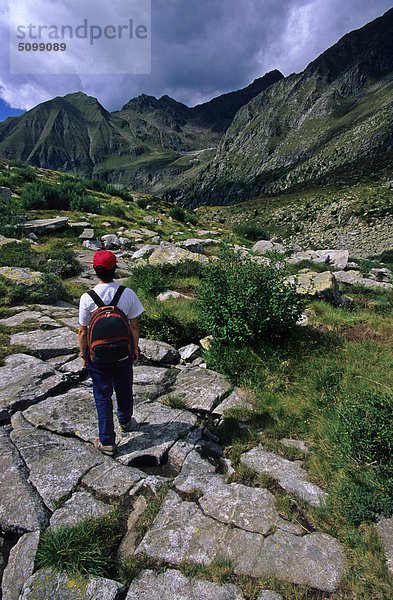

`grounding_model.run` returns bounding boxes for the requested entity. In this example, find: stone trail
[0,302,353,598]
